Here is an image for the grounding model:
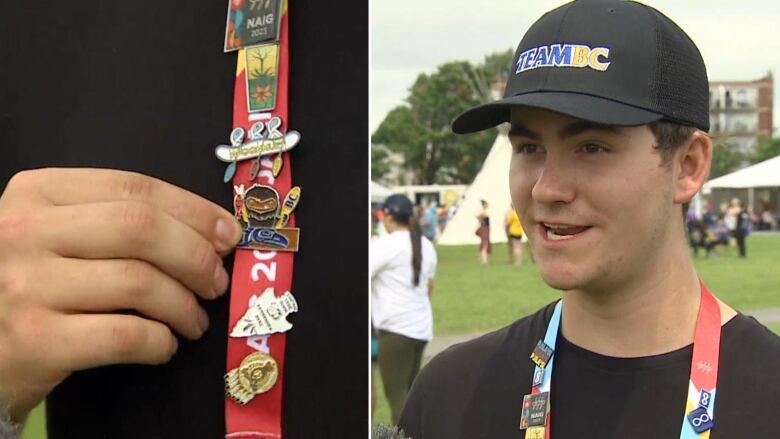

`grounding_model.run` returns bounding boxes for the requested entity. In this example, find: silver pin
[230,288,298,338]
